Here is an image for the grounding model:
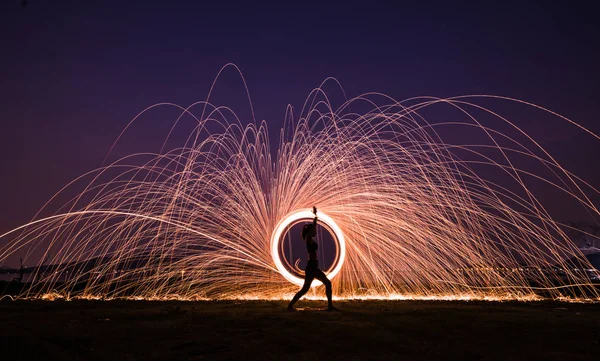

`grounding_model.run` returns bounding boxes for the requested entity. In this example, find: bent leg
[314,269,333,308]
[288,271,315,309]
